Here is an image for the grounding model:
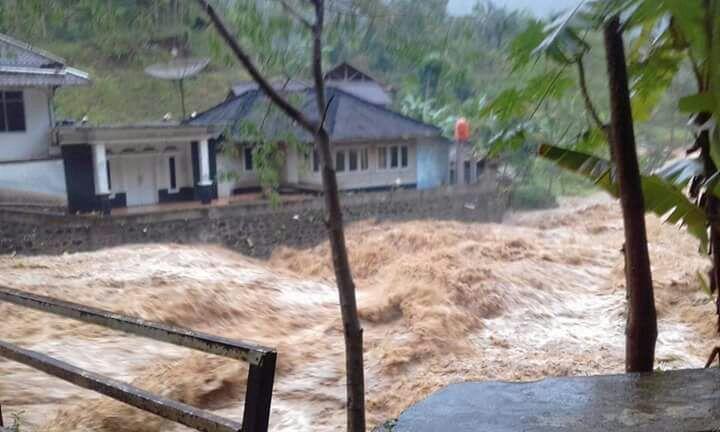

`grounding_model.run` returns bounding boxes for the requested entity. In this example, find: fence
[0,286,277,432]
